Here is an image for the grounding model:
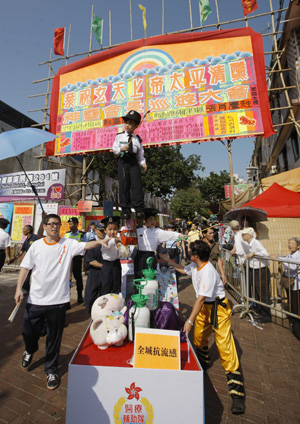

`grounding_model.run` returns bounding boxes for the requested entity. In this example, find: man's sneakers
[21,351,33,368]
[22,352,60,391]
[46,373,60,390]
[231,397,245,415]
